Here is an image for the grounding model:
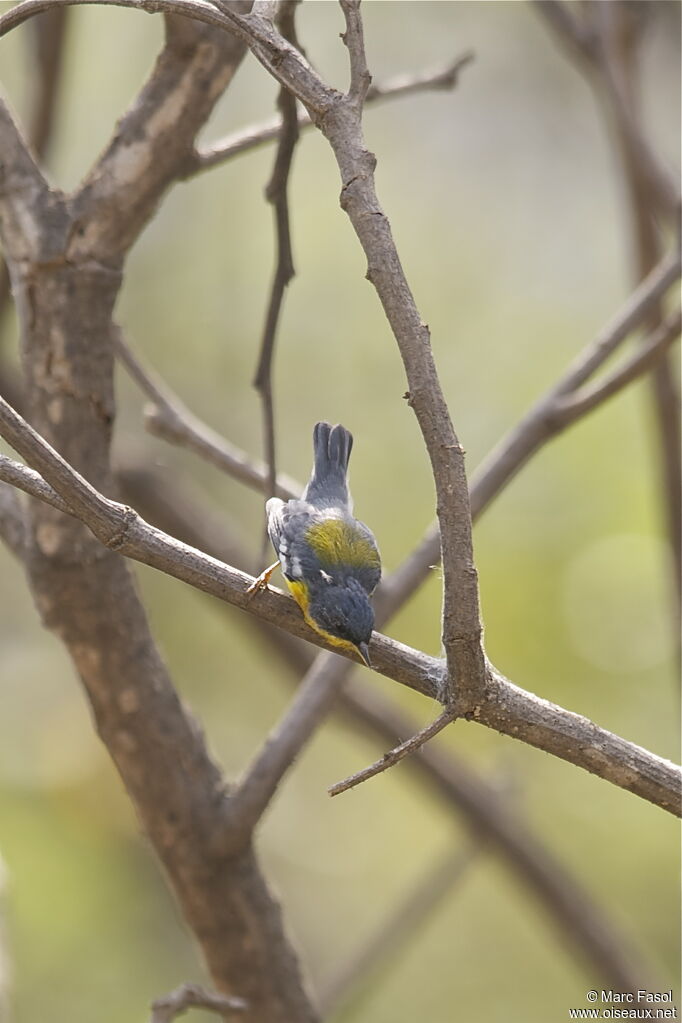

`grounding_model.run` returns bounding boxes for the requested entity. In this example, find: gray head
[308,578,374,666]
